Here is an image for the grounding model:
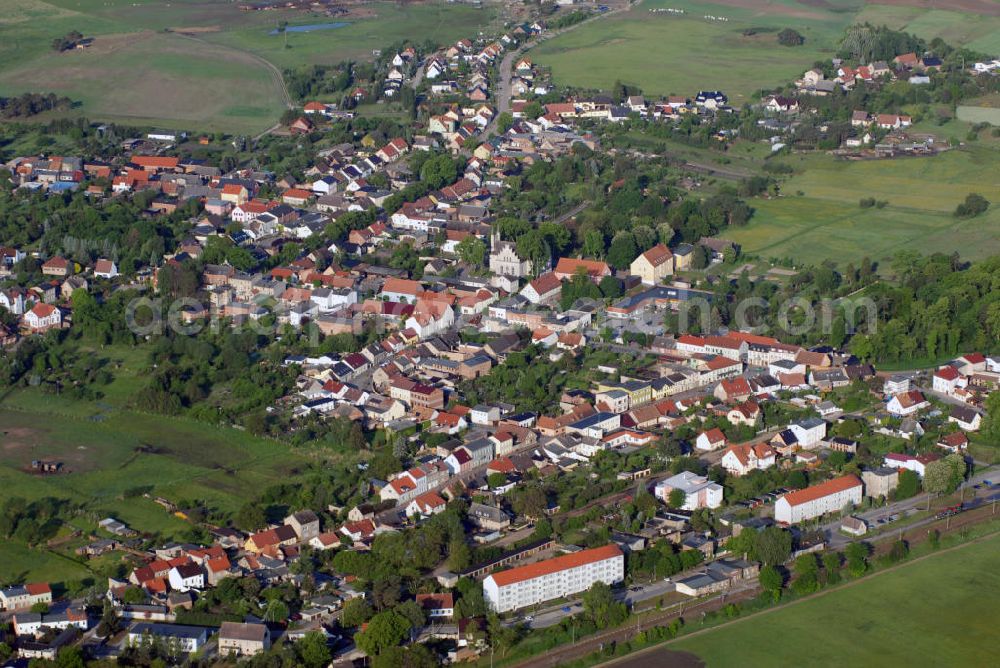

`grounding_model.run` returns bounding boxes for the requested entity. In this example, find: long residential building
[774,475,863,524]
[483,544,624,613]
